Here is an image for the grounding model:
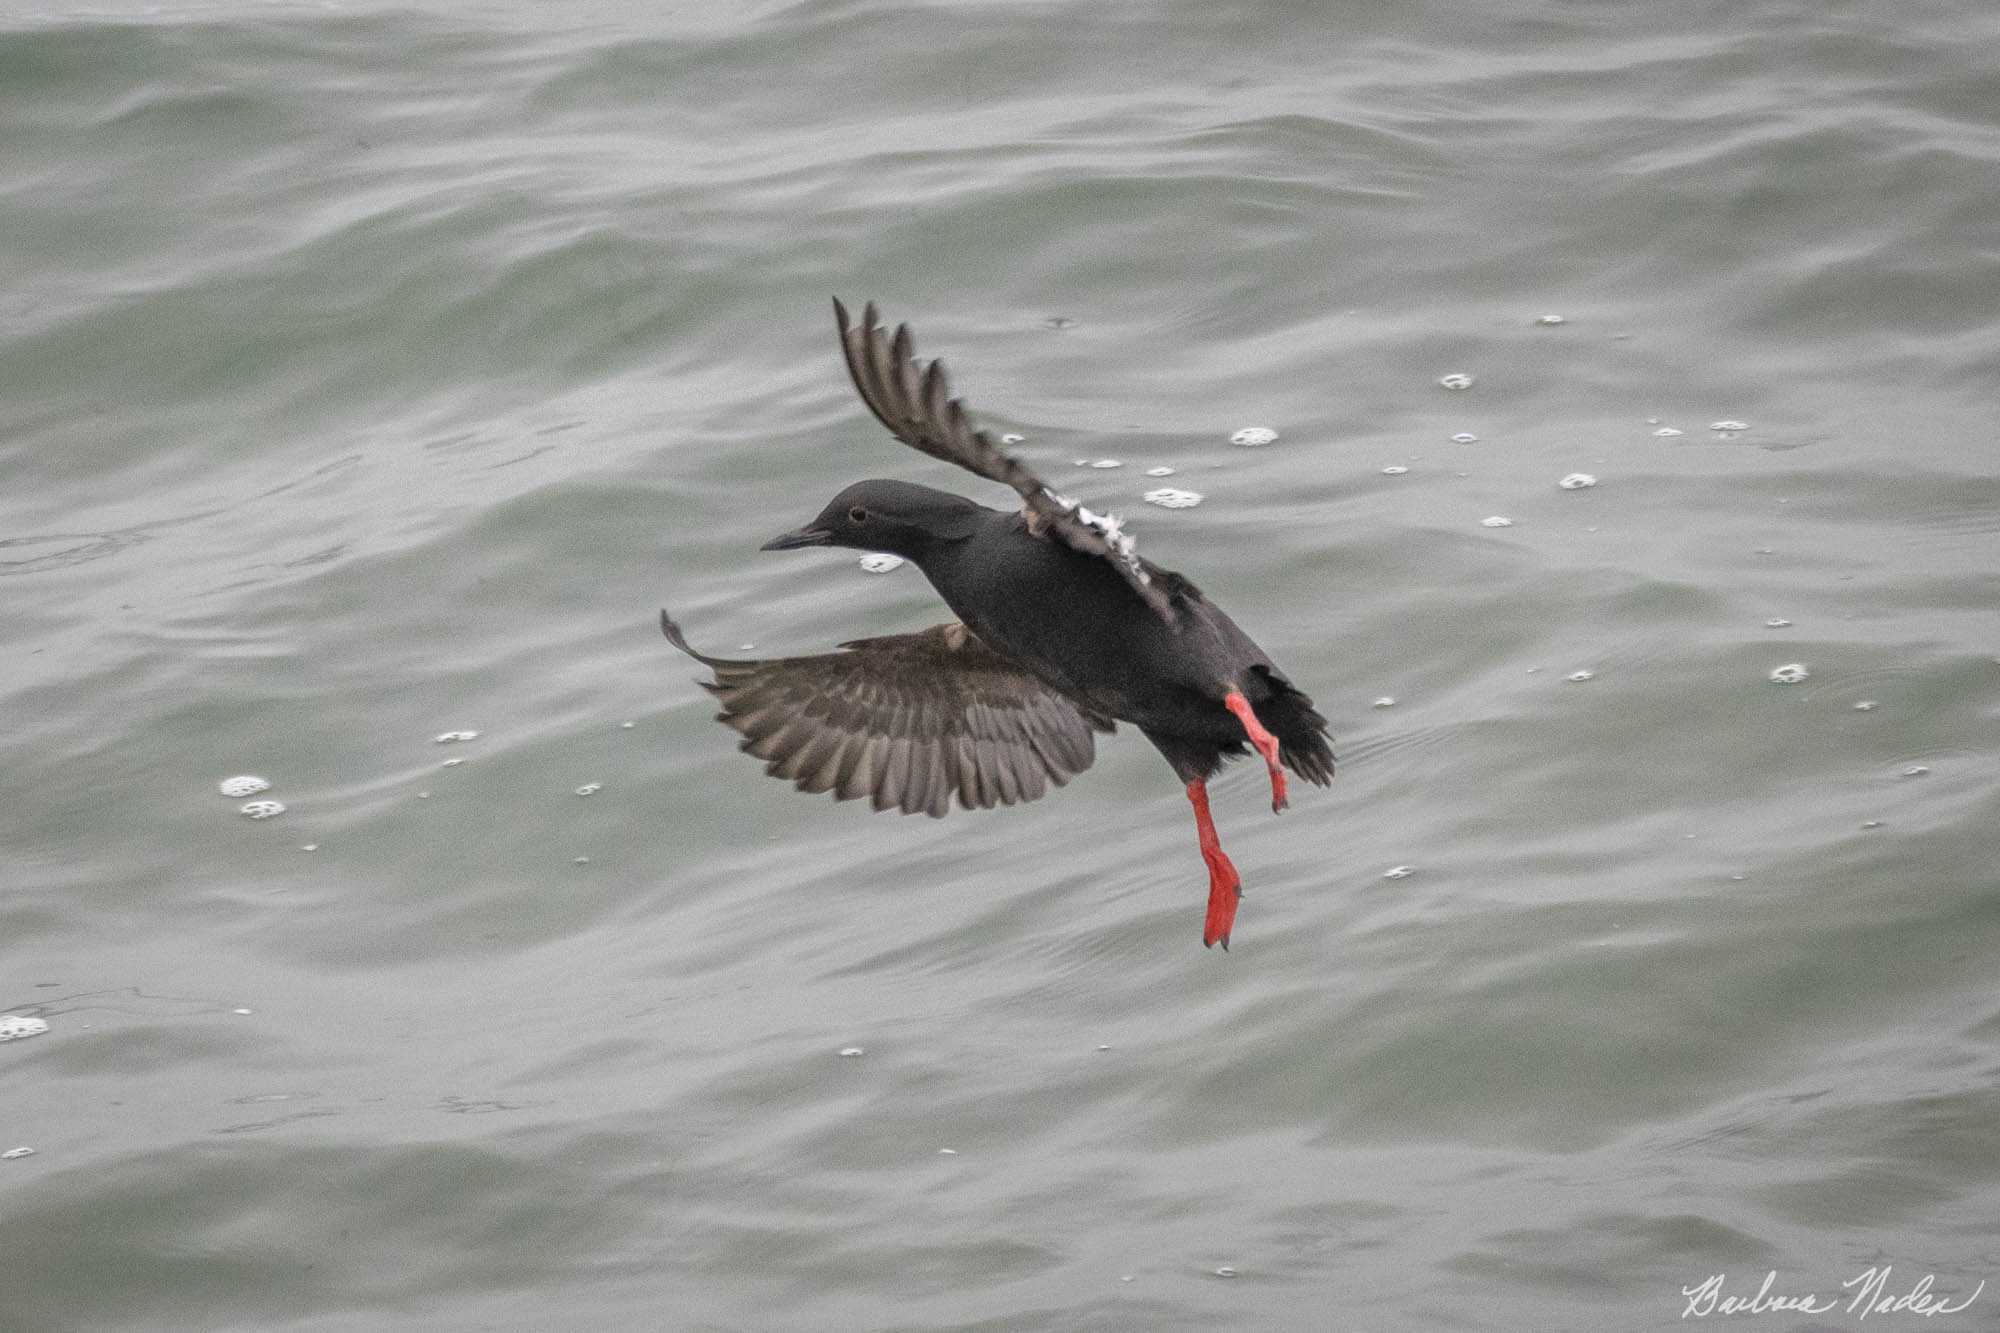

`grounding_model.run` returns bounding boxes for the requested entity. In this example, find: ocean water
[3,1,1998,1329]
